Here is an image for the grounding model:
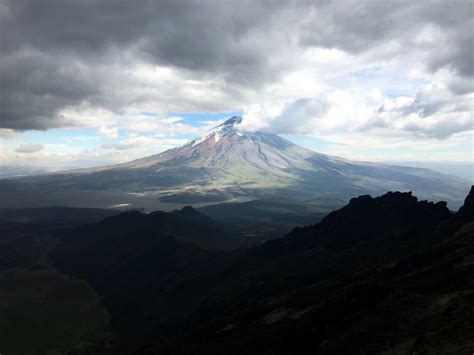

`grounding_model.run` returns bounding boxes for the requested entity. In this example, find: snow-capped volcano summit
[121,116,316,173]
[2,117,470,210]
[190,116,243,146]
